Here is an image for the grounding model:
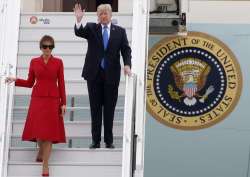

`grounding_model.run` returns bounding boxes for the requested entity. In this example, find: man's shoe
[105,143,115,149]
[89,143,100,149]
